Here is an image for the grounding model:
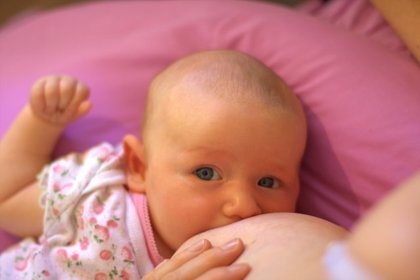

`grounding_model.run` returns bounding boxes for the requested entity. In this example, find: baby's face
[141,93,306,258]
